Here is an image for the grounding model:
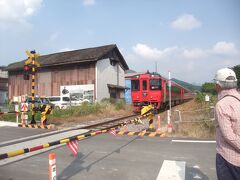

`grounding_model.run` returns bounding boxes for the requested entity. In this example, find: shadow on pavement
[186,166,209,180]
[58,136,139,180]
